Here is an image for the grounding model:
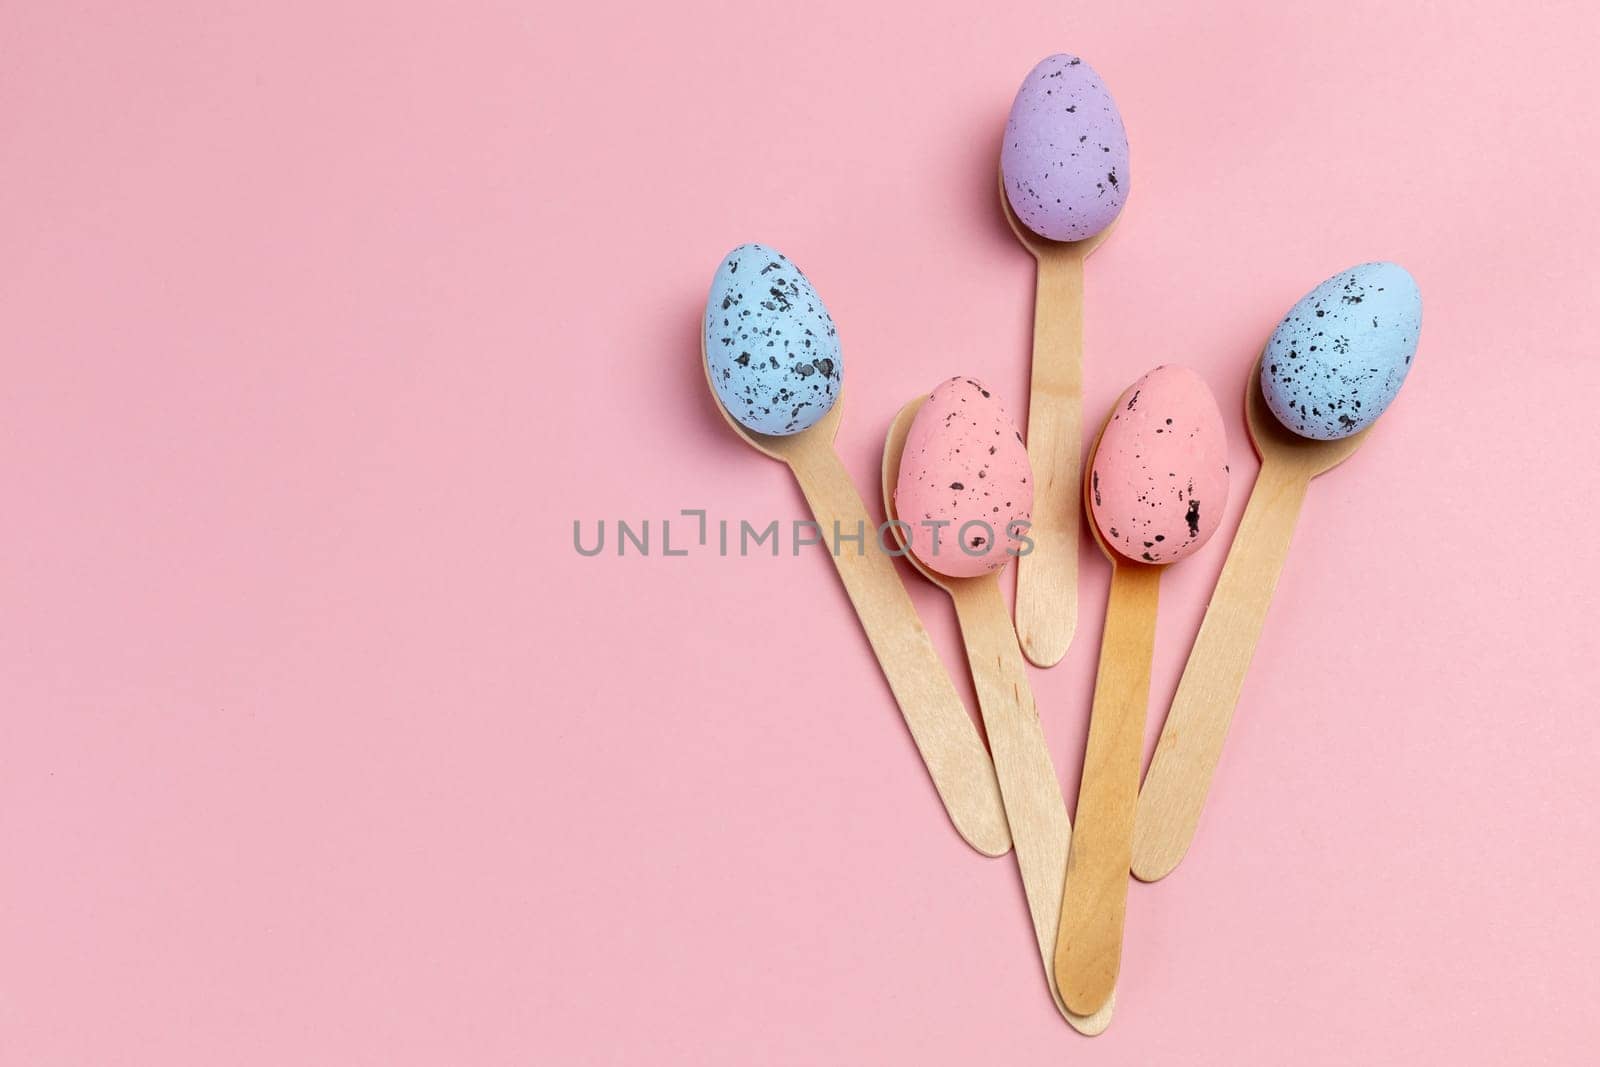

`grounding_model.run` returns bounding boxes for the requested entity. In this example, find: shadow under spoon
[883,395,1114,1036]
